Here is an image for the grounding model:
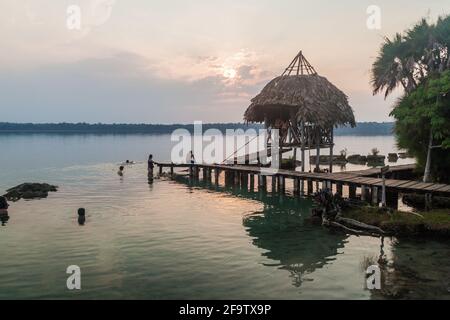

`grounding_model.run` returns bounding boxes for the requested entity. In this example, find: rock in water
[3,183,58,202]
